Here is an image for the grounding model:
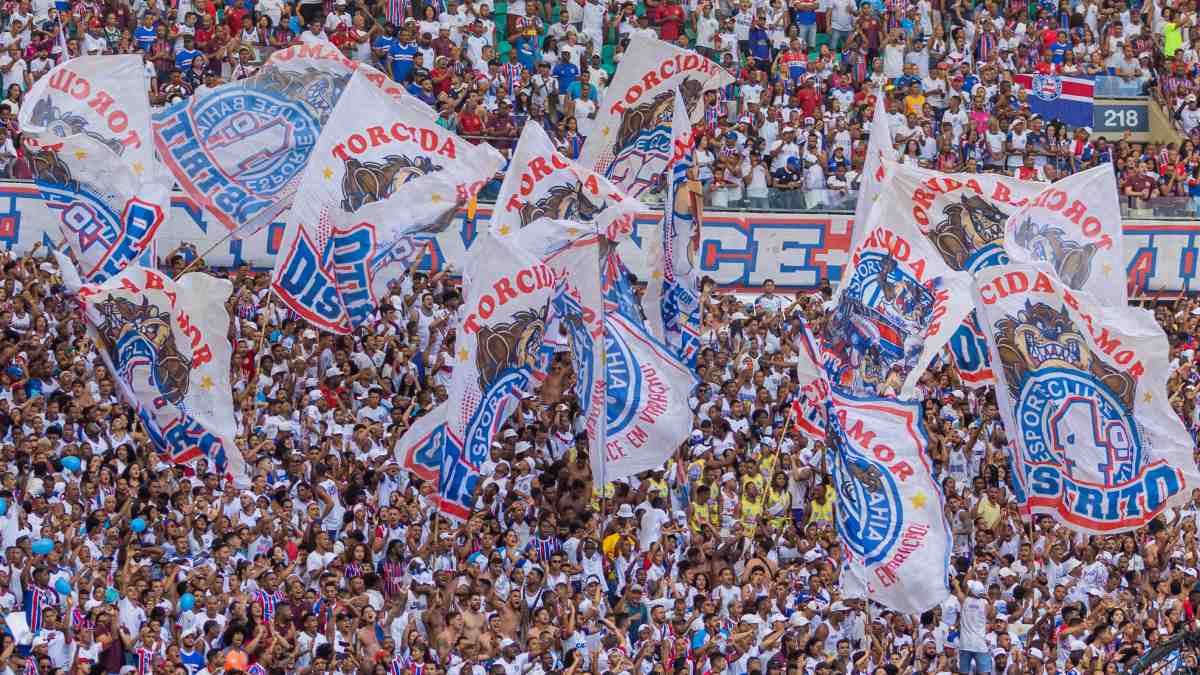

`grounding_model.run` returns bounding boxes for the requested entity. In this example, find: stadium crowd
[0,0,1199,210]
[0,237,1190,675]
[0,0,1196,673]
